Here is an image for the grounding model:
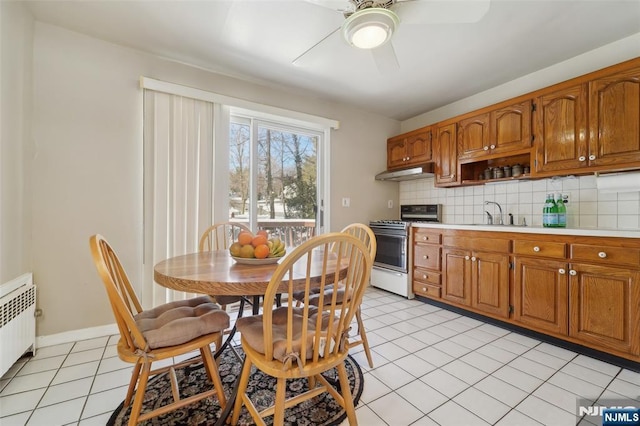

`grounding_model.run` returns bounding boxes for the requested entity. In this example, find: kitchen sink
[462,223,528,227]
